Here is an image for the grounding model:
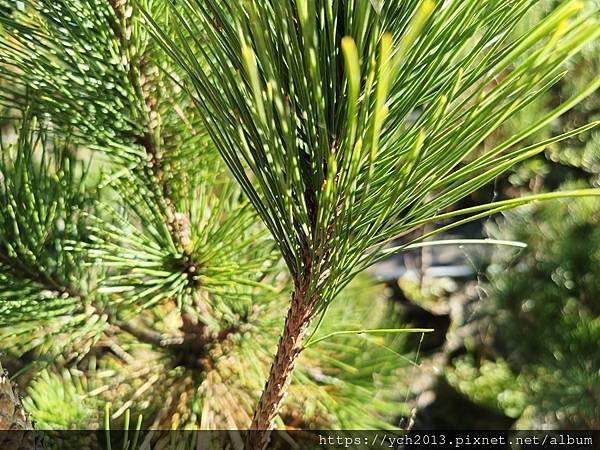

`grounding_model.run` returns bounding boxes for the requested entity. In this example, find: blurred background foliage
[396,0,599,432]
